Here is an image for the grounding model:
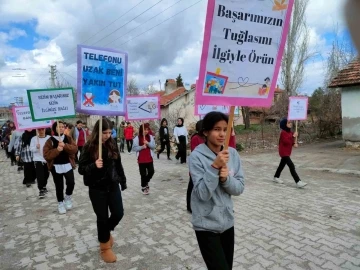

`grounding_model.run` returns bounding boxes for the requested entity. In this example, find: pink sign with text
[12,106,53,131]
[196,0,294,107]
[125,95,161,121]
